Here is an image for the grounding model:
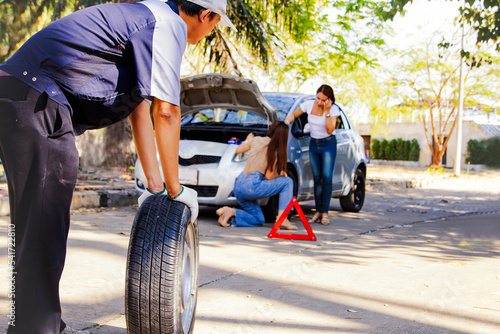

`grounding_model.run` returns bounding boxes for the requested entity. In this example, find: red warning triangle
[268,197,316,241]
